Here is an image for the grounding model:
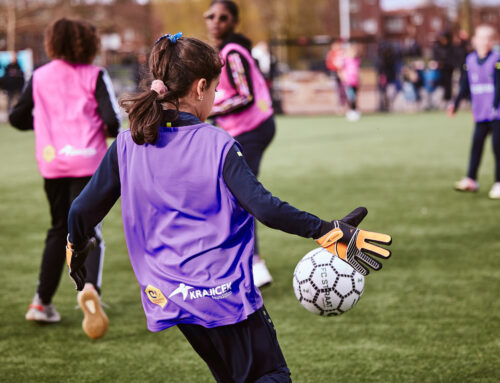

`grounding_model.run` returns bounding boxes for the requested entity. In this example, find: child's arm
[223,144,392,275]
[68,140,121,247]
[211,51,255,117]
[8,77,33,130]
[95,69,121,137]
[223,144,332,239]
[448,66,470,116]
